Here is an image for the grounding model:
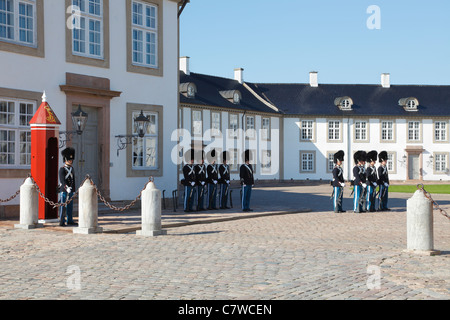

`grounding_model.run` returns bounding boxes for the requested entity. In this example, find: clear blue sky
[180,0,450,85]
